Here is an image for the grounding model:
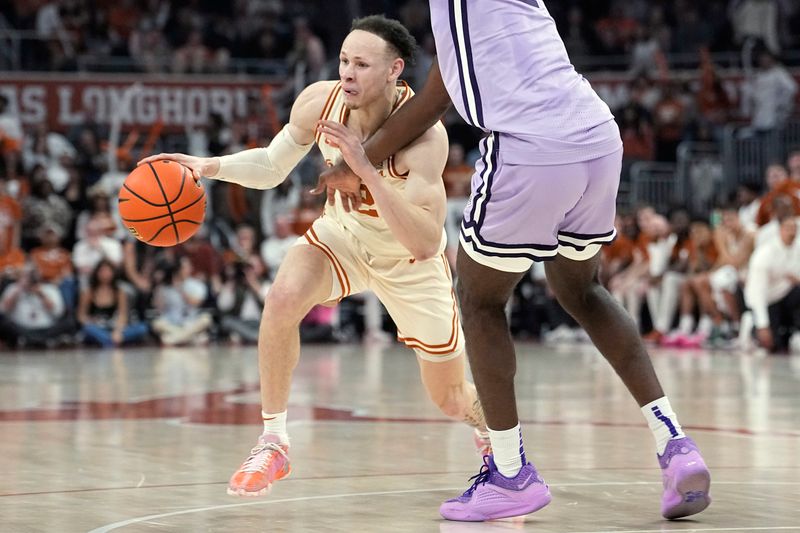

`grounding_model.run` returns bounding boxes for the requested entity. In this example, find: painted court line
[88,481,800,533]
